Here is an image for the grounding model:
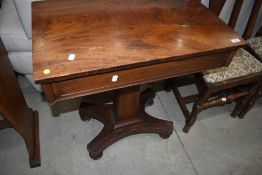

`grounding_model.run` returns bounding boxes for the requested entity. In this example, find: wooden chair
[232,27,262,118]
[166,0,262,133]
